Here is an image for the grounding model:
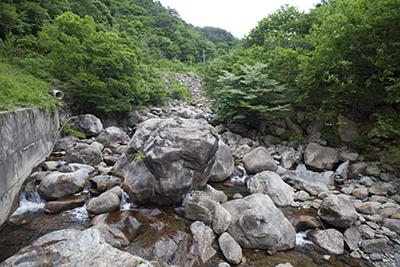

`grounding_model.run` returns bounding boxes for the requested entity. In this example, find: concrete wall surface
[0,107,59,226]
